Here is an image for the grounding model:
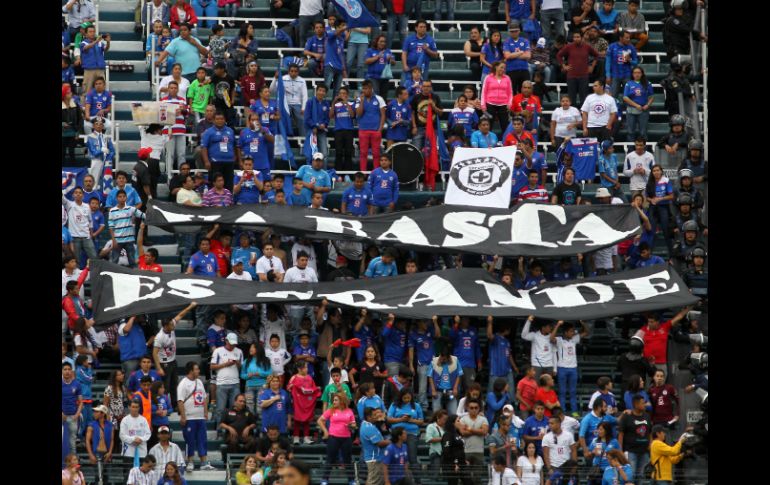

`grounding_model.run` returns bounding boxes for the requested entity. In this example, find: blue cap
[601,140,614,152]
